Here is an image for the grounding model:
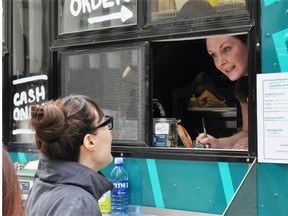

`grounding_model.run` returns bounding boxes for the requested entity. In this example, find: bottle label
[154,134,167,147]
[99,191,111,213]
[111,180,129,215]
[112,181,129,194]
